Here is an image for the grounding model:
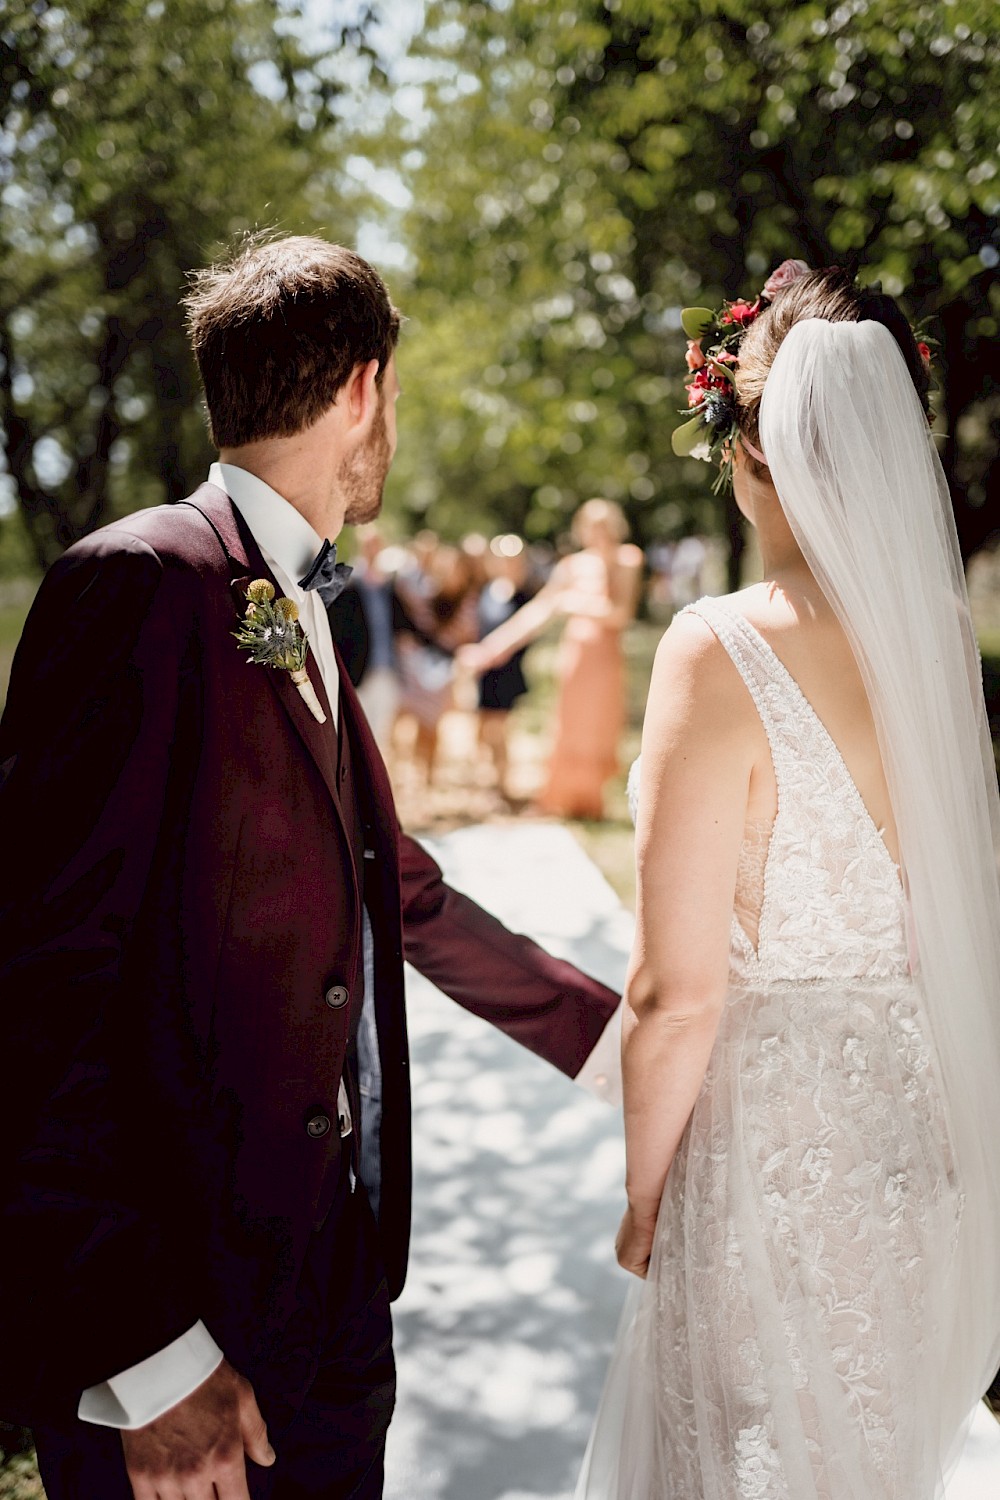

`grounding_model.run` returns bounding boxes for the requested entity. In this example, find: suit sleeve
[398,832,620,1076]
[0,533,204,1414]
